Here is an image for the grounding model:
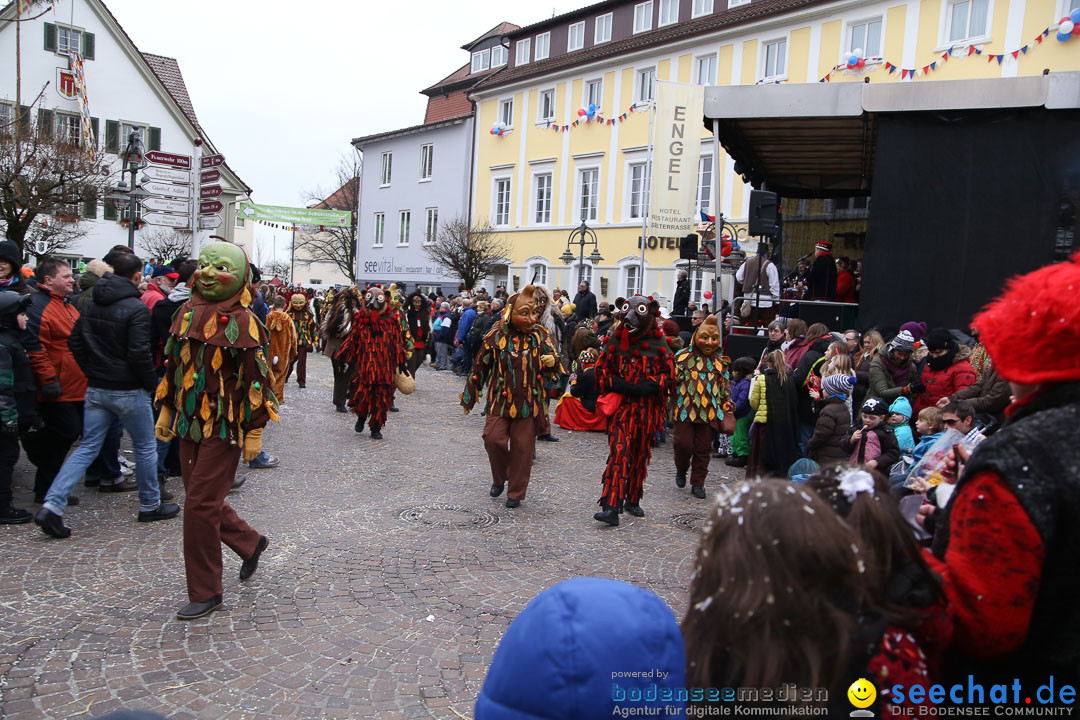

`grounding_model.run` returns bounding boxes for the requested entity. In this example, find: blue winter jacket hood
[475,577,686,719]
